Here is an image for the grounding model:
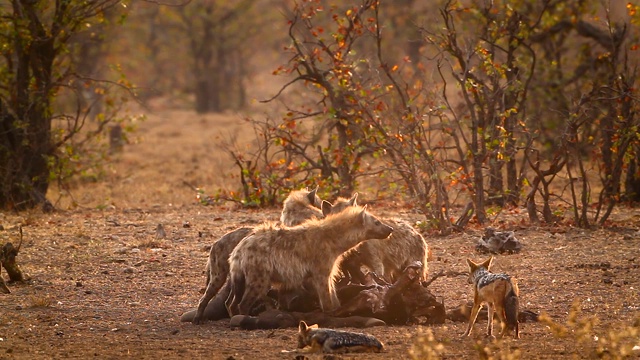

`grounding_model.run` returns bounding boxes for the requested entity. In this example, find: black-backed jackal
[463,256,520,338]
[297,320,384,353]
